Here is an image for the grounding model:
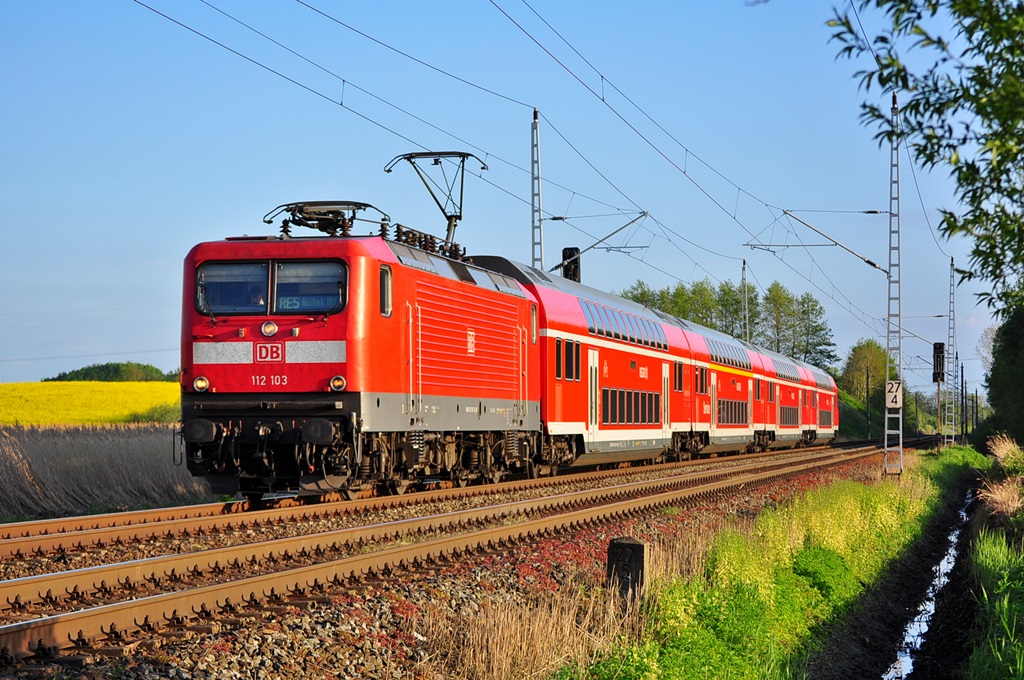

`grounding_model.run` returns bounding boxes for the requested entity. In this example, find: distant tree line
[620,278,839,369]
[44,361,178,382]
